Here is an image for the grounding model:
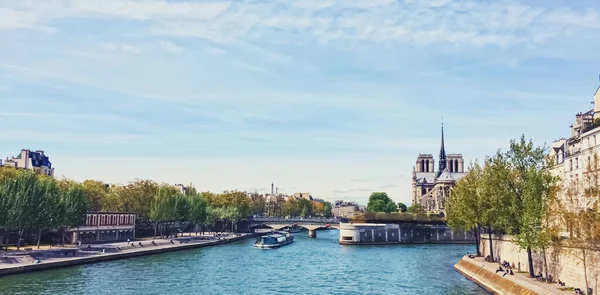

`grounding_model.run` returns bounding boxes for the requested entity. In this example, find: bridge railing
[250,217,340,224]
